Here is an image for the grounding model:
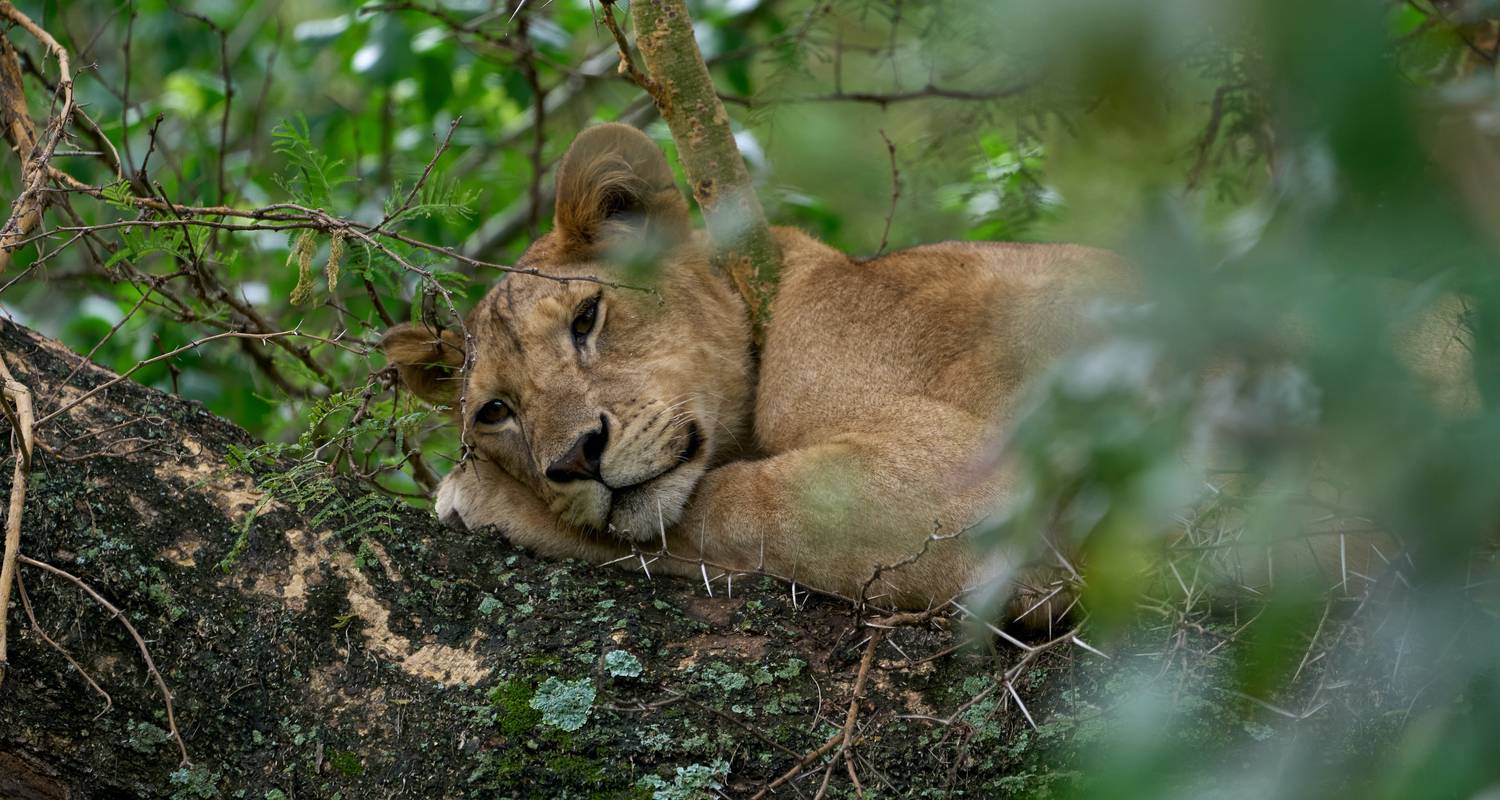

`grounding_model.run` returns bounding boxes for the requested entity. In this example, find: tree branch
[0,0,73,272]
[0,351,33,687]
[718,81,1031,109]
[618,0,781,342]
